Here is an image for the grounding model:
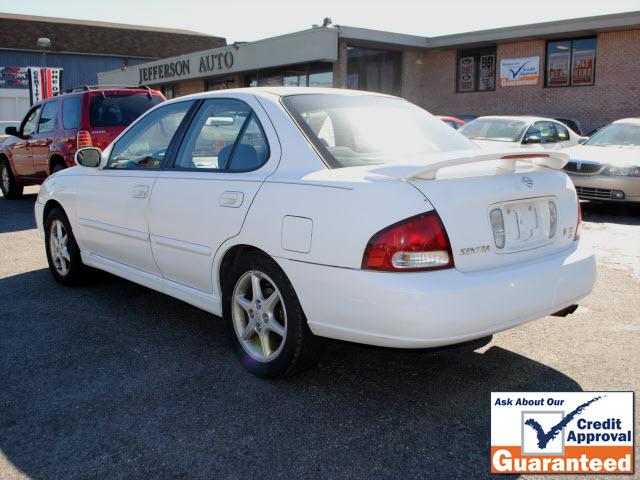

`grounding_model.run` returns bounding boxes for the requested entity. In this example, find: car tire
[223,251,325,378]
[52,161,66,174]
[44,207,86,286]
[1,158,23,200]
